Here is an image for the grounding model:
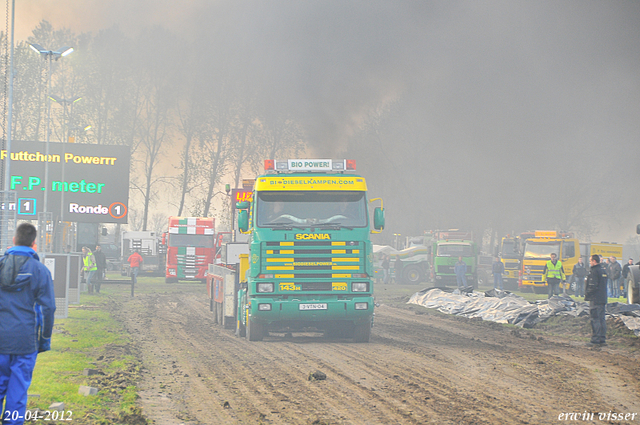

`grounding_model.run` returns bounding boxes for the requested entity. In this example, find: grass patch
[28,293,147,425]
